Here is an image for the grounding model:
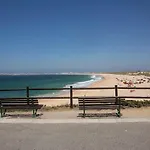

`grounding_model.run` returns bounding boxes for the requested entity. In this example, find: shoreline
[39,73,150,106]
[36,74,103,98]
